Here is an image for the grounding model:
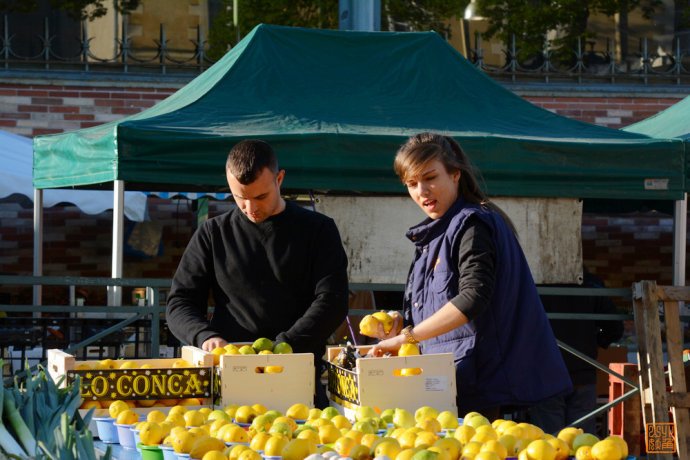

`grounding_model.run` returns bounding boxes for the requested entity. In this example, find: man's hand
[202,337,228,352]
